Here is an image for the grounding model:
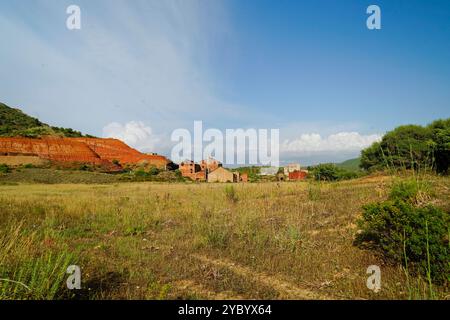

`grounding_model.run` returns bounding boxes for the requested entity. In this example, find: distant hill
[0,102,93,138]
[335,158,361,171]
